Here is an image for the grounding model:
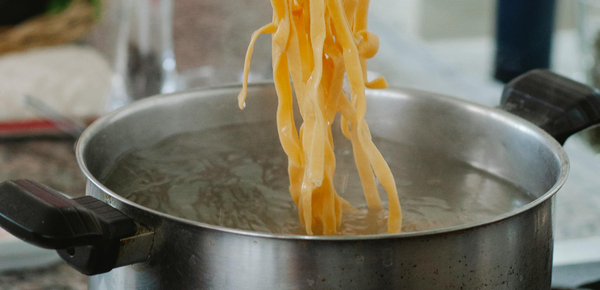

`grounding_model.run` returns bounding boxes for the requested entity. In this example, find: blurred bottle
[127,0,178,101]
[171,0,273,90]
[494,0,557,83]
